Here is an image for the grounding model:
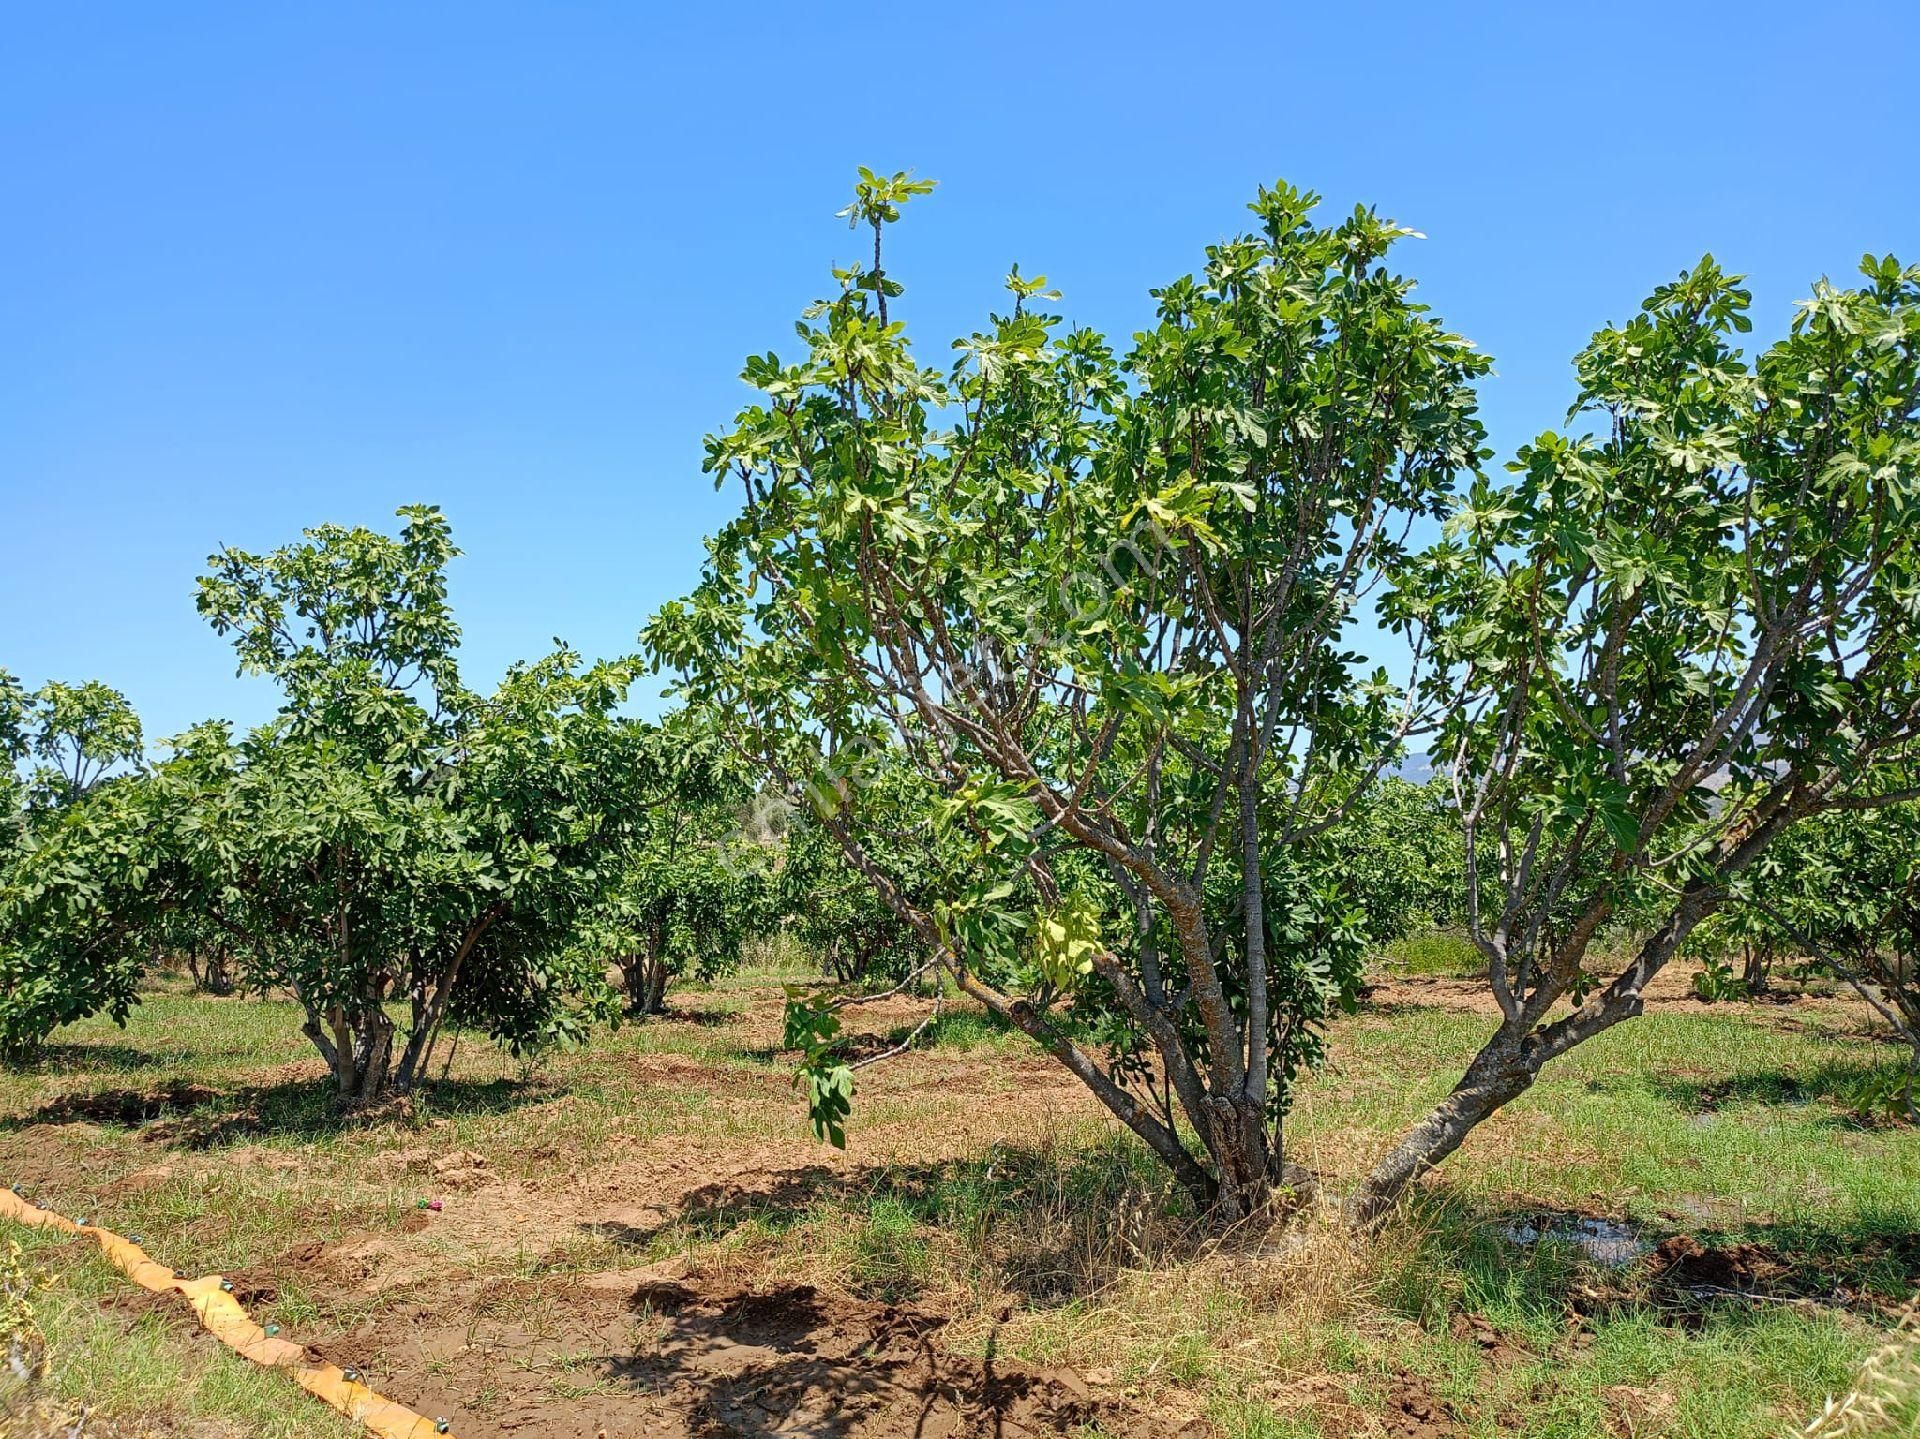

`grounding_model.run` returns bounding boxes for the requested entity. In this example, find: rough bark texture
[300,1000,399,1105]
[1351,892,1713,1226]
[622,948,670,1017]
[187,948,235,996]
